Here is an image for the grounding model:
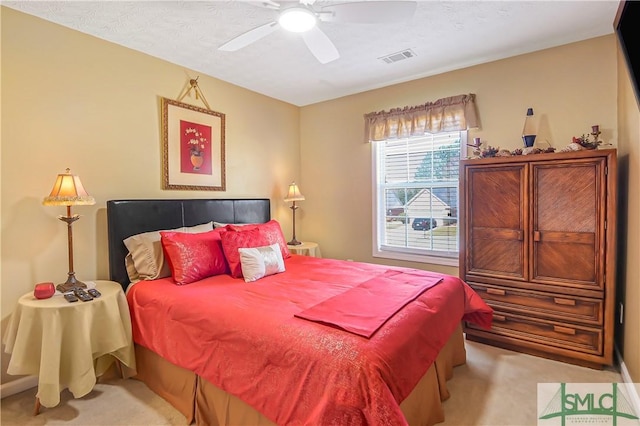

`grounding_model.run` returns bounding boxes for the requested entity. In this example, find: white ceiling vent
[379,49,417,64]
